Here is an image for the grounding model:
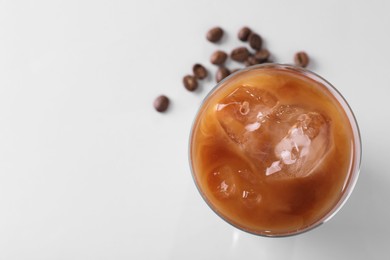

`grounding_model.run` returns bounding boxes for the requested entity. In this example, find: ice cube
[272,105,305,123]
[267,112,331,178]
[215,86,331,180]
[297,112,327,139]
[241,189,262,208]
[208,166,238,199]
[216,86,278,145]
